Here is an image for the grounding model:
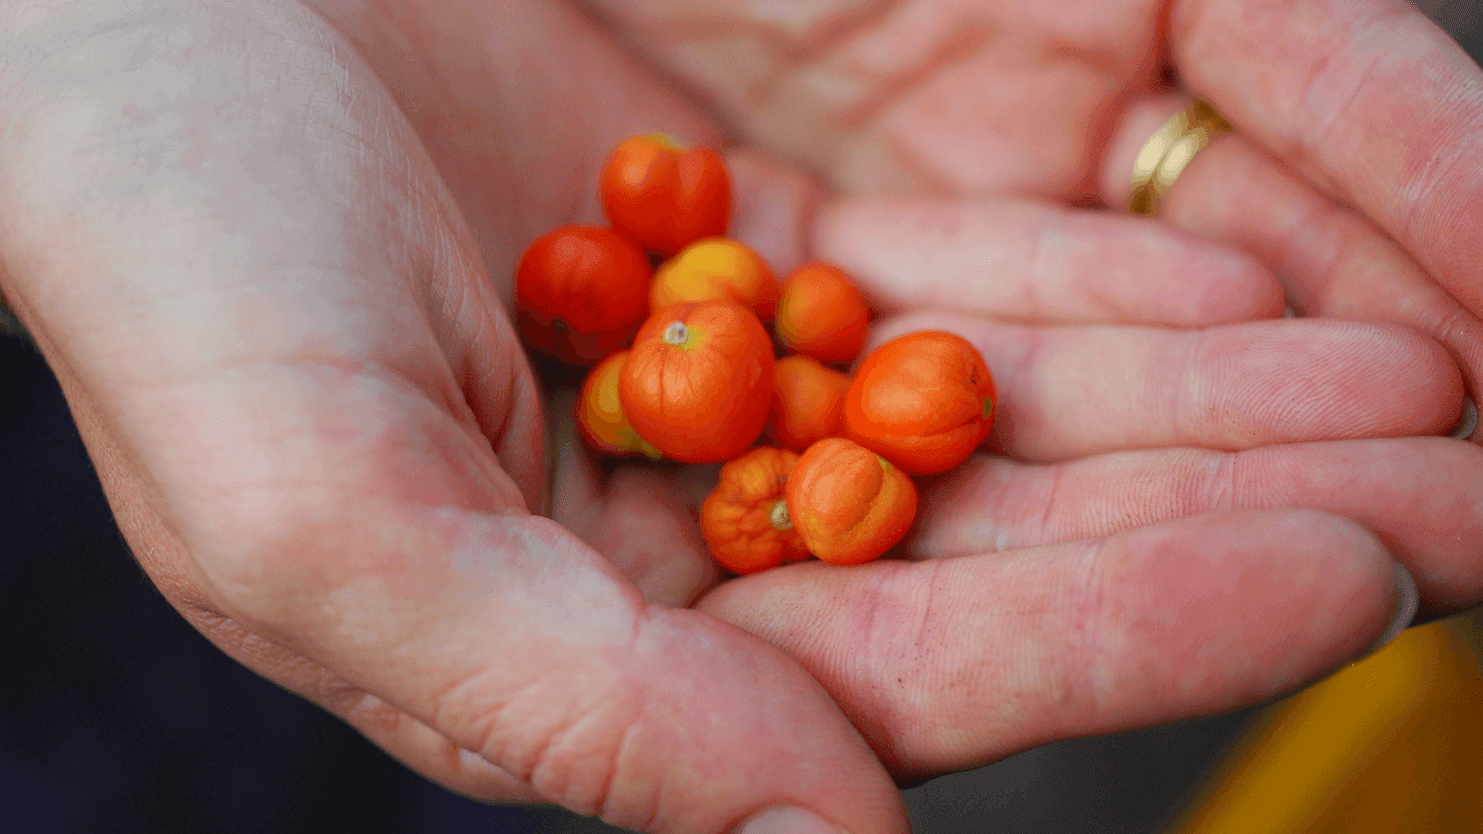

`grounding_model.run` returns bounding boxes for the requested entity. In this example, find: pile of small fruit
[515,134,997,574]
